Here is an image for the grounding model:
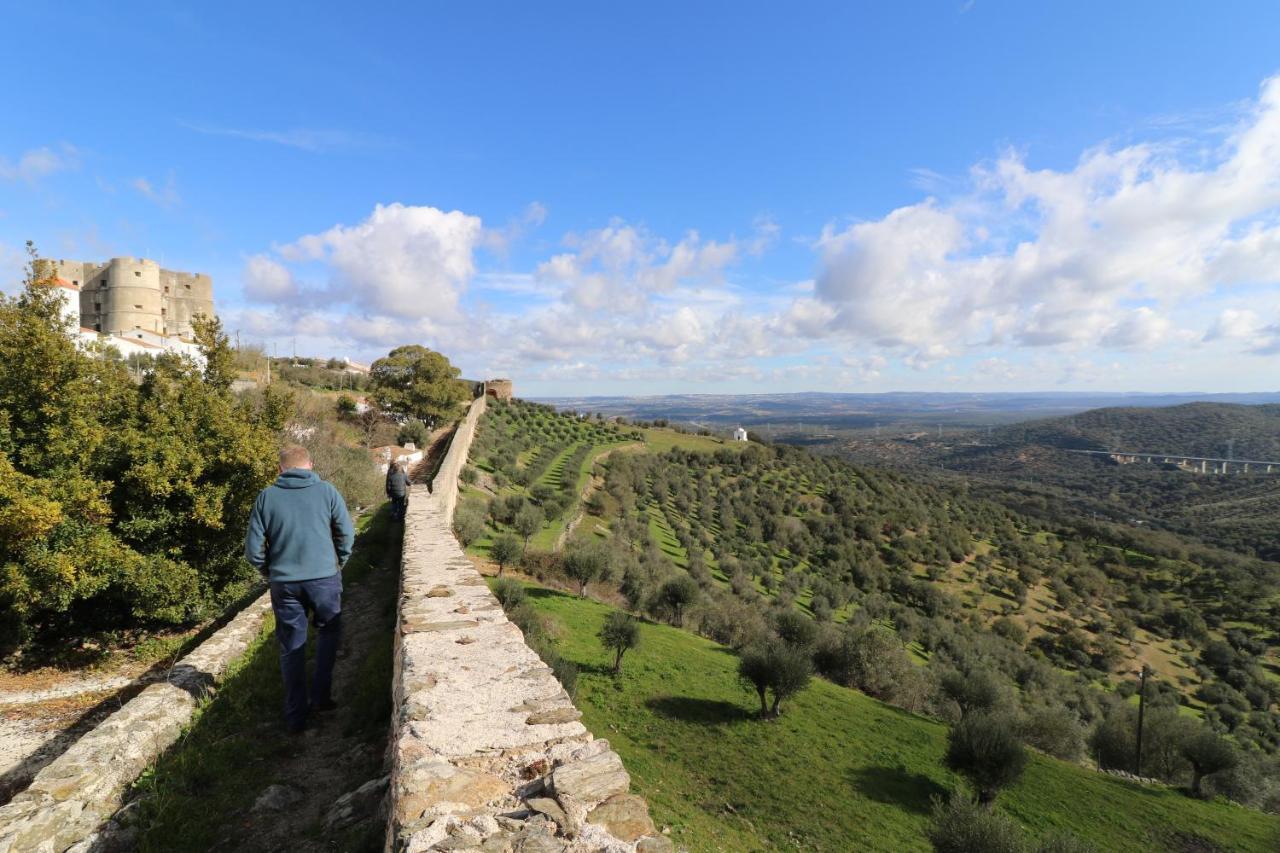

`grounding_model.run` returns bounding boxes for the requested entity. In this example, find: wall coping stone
[387,397,672,852]
[0,593,273,852]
